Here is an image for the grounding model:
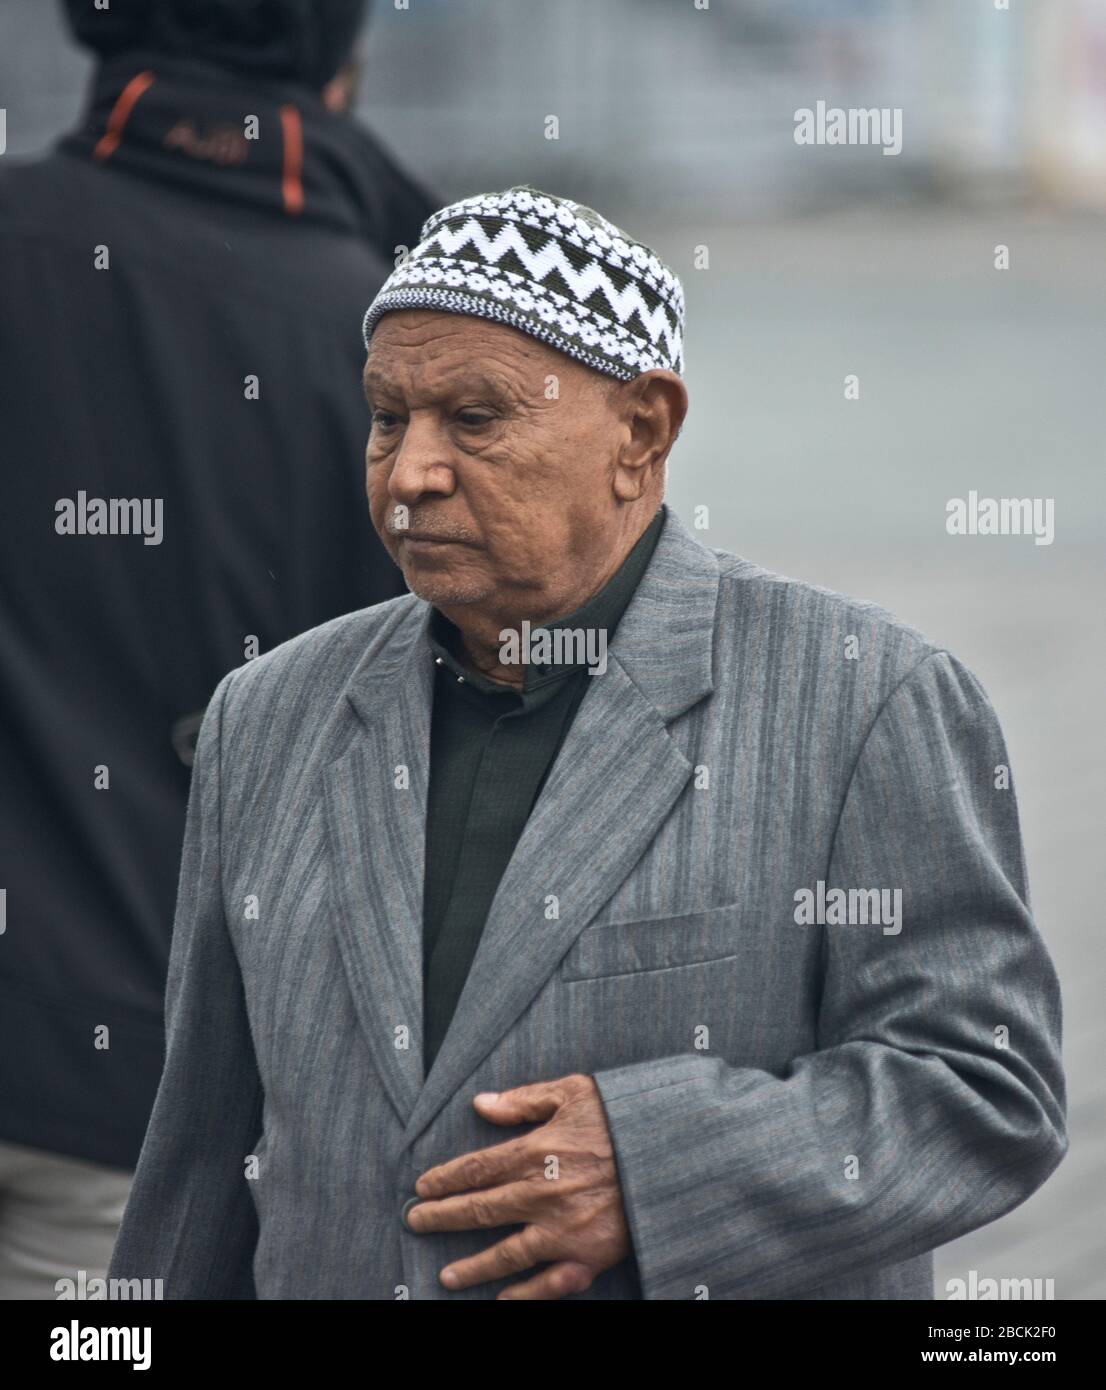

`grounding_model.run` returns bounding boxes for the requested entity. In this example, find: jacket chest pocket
[561,903,742,983]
